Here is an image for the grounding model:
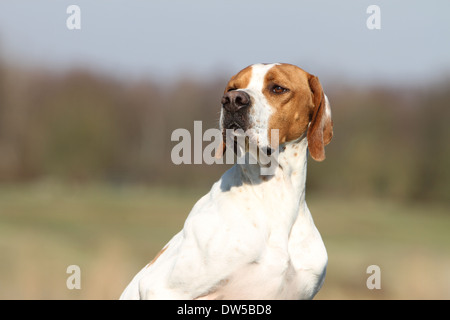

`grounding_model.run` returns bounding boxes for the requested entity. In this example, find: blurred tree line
[0,63,448,203]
